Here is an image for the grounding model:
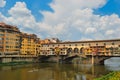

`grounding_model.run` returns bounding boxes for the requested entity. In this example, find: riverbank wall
[0,57,38,63]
